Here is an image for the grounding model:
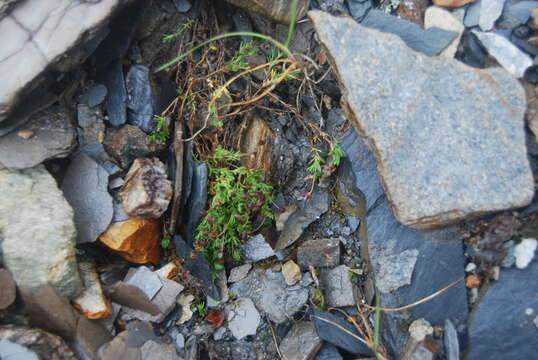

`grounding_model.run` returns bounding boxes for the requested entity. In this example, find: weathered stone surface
[241,116,273,177]
[444,319,460,360]
[513,238,537,269]
[315,343,343,360]
[466,0,507,31]
[125,266,163,300]
[468,260,538,359]
[102,61,127,127]
[242,234,275,262]
[374,249,419,293]
[311,11,534,228]
[0,269,16,310]
[140,340,182,360]
[498,1,538,29]
[346,0,372,21]
[73,261,112,319]
[77,105,106,146]
[119,158,172,219]
[79,84,108,108]
[126,65,155,134]
[99,218,161,264]
[224,0,310,24]
[297,238,341,270]
[424,7,464,58]
[276,188,329,249]
[0,326,76,360]
[230,269,309,323]
[226,298,260,340]
[433,0,475,7]
[395,0,429,25]
[279,321,322,360]
[229,264,252,283]
[104,124,164,169]
[473,30,533,78]
[0,0,134,123]
[0,166,81,298]
[282,260,302,286]
[0,340,39,360]
[320,265,356,307]
[103,281,161,316]
[360,9,458,57]
[0,106,76,169]
[79,143,122,176]
[61,153,114,244]
[98,331,142,360]
[340,128,468,356]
